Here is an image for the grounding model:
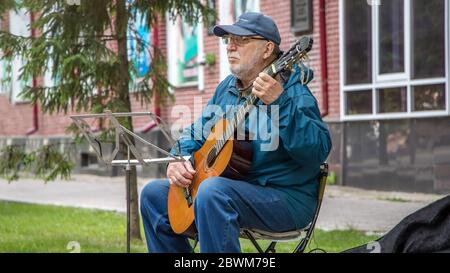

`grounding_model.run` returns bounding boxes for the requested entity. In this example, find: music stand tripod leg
[126,147,131,253]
